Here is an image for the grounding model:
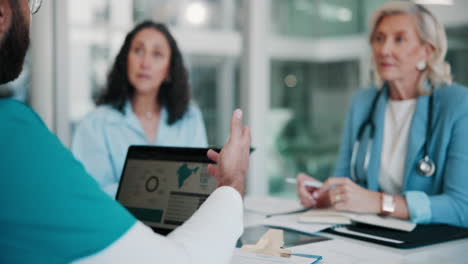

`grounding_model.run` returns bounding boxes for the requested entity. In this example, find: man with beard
[0,0,29,83]
[0,1,251,263]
